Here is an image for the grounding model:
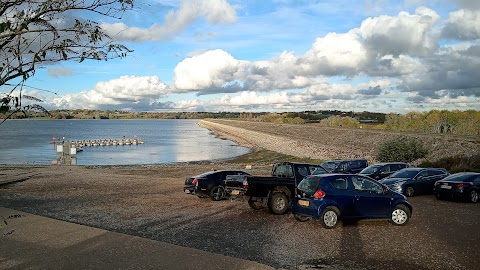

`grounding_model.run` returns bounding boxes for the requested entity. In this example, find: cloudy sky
[15,0,480,113]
